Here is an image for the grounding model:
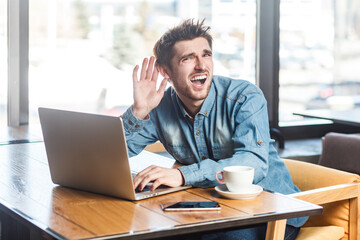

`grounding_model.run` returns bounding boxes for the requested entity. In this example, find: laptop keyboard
[135,186,151,193]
